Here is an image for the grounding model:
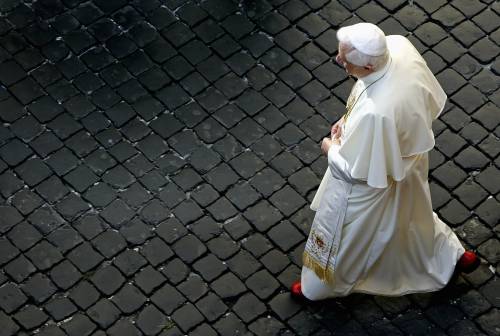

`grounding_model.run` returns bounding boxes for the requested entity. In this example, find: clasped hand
[321,117,344,156]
